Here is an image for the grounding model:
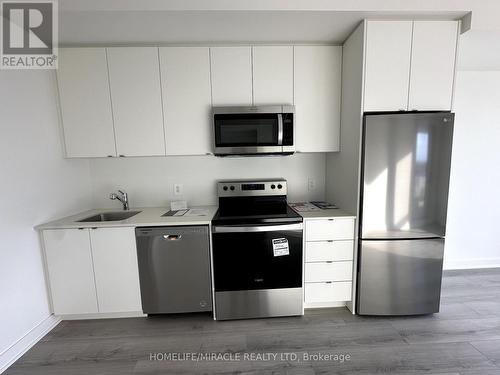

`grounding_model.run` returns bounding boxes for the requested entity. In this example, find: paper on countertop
[289,202,321,212]
[310,201,338,209]
[173,209,188,216]
[184,208,209,217]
